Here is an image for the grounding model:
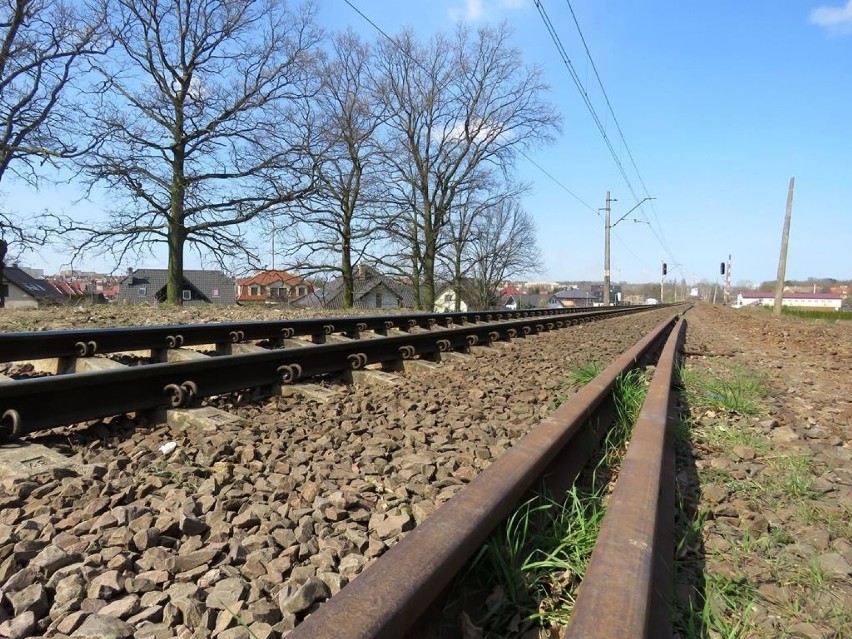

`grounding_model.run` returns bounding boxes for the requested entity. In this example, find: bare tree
[374,23,558,309]
[279,30,388,309]
[0,0,107,251]
[466,198,541,310]
[57,0,322,303]
[438,180,522,311]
